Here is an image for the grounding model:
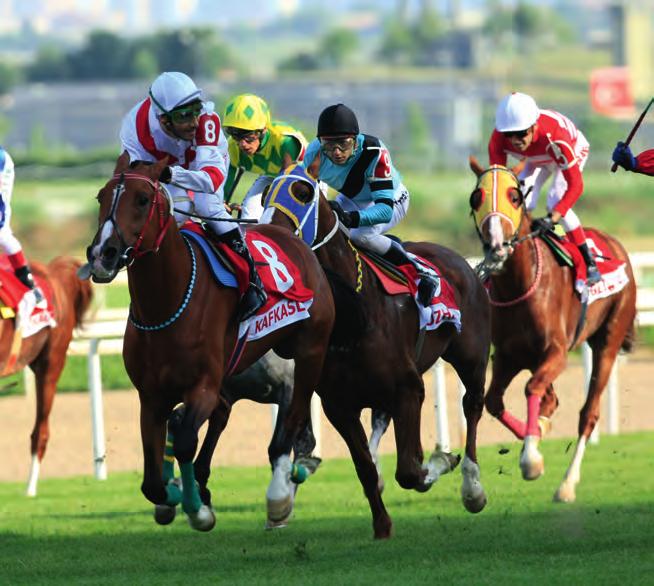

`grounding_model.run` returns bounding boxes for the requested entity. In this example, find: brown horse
[84,155,334,531]
[0,256,93,496]
[262,166,491,539]
[468,158,637,502]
